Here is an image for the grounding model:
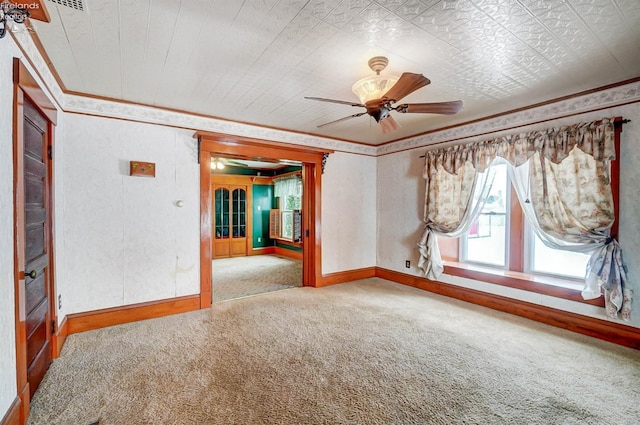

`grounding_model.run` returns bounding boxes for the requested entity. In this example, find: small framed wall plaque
[130,161,156,177]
